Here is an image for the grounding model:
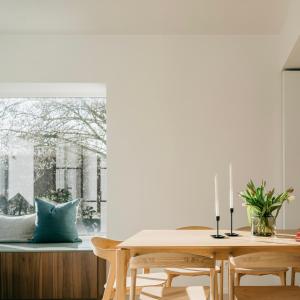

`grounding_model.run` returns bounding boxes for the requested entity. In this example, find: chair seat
[140,286,209,300]
[164,266,220,276]
[111,272,168,289]
[234,267,288,275]
[235,286,300,300]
